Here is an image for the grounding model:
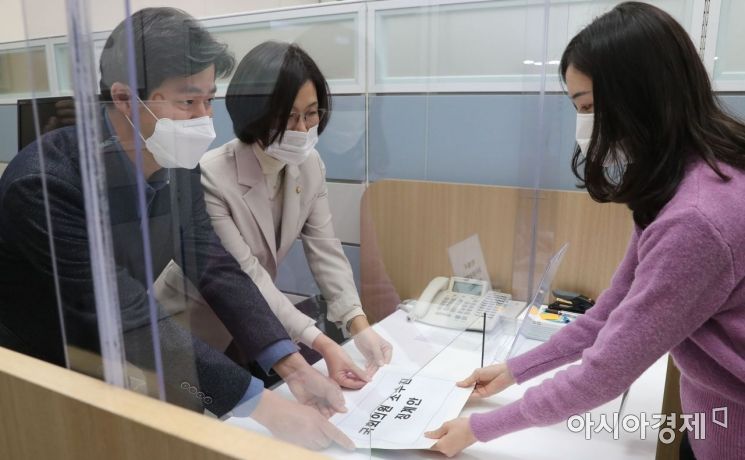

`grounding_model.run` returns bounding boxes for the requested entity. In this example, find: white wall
[0,0,323,43]
[2,0,26,44]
